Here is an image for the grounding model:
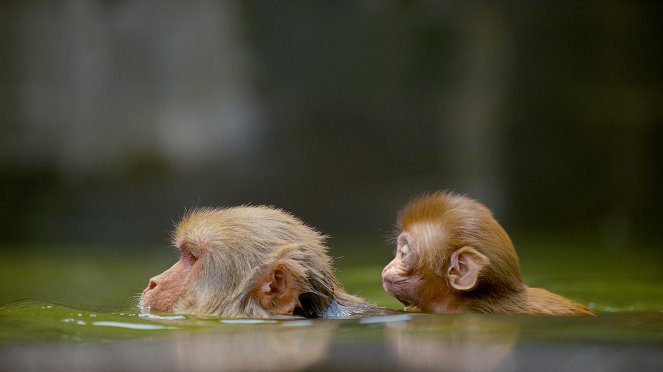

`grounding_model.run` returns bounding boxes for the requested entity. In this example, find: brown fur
[384,192,594,315]
[140,205,368,318]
